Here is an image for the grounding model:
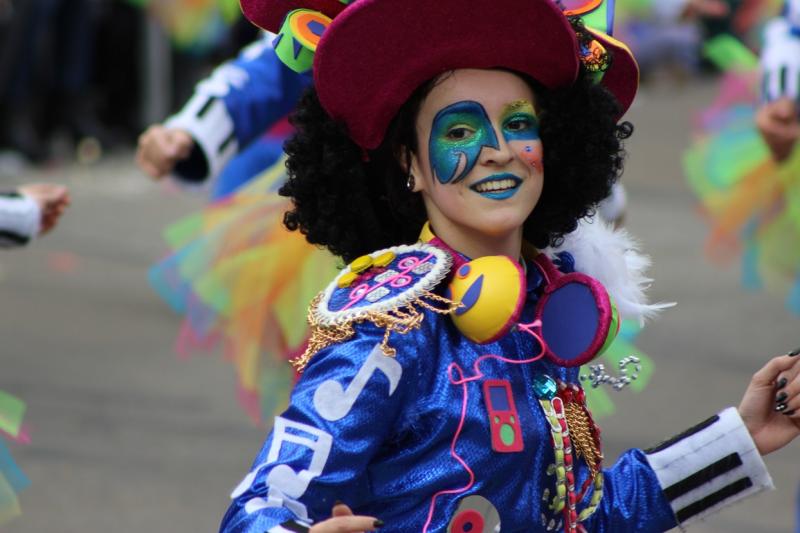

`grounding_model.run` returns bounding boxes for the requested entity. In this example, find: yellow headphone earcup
[446,256,526,344]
